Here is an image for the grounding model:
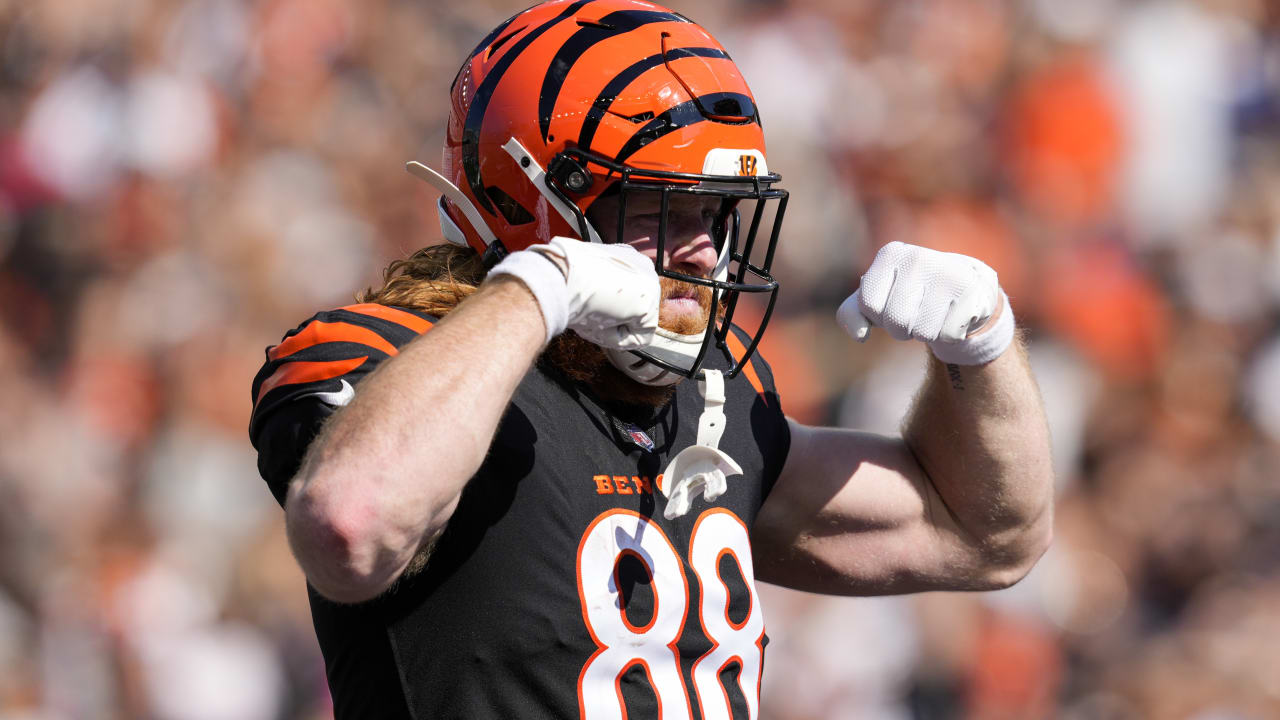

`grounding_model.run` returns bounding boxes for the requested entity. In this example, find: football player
[249,1,1054,717]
